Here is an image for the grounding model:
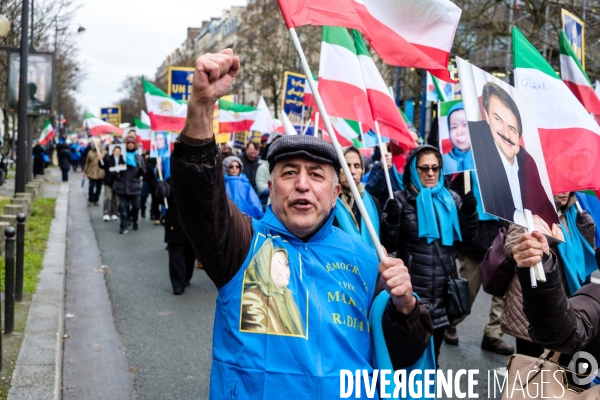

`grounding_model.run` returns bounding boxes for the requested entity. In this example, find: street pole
[15,0,30,194]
